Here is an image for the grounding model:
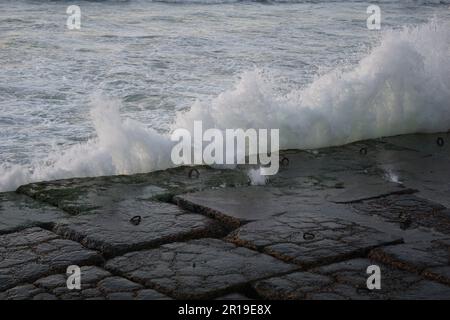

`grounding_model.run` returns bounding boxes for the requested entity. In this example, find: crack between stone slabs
[224,236,404,270]
[105,262,303,300]
[331,188,418,204]
[368,248,450,287]
[173,196,249,230]
[8,190,236,259]
[53,222,231,260]
[12,188,82,216]
[0,221,56,236]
